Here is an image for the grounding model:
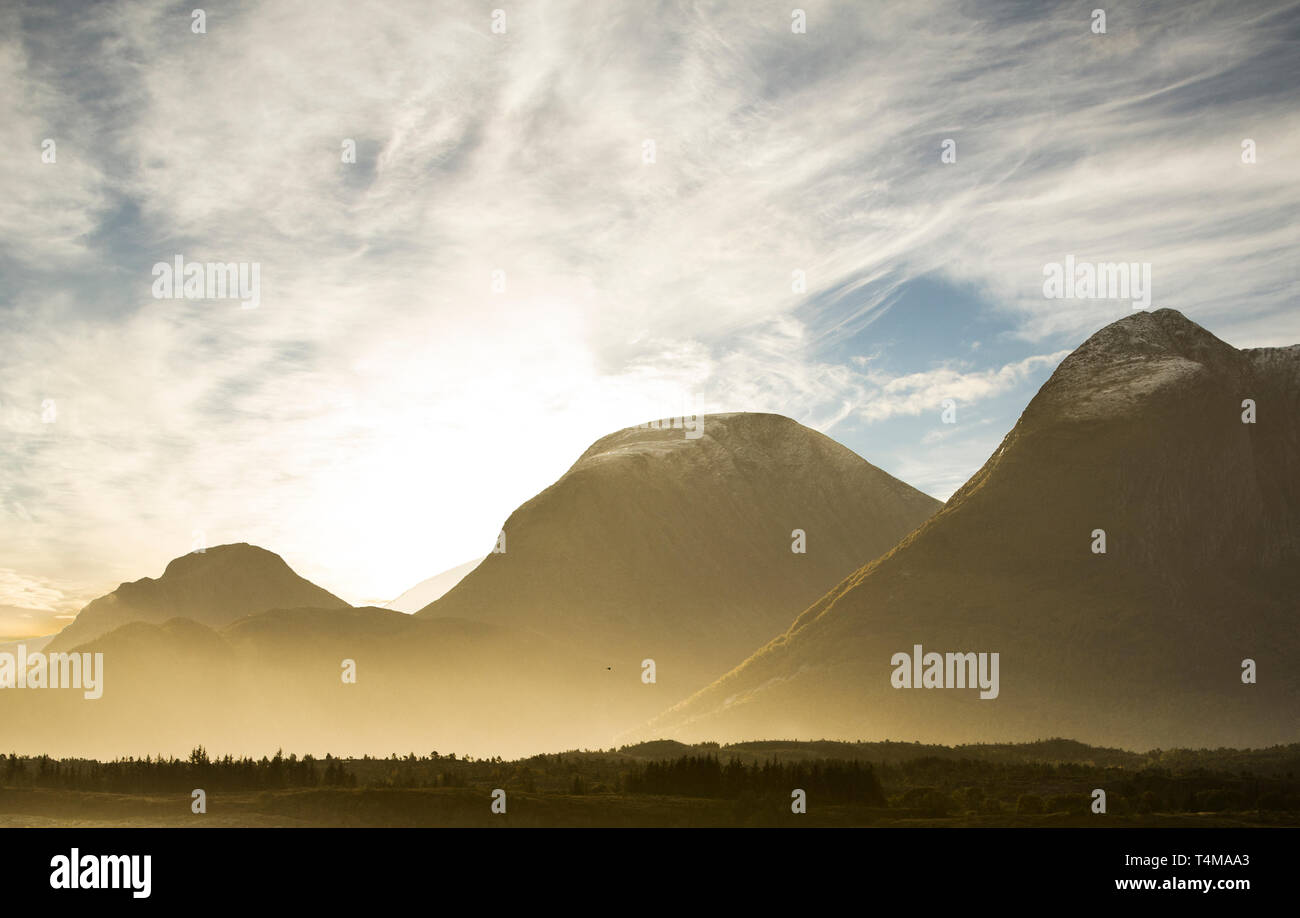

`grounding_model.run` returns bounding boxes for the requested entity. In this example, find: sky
[1,0,1297,636]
